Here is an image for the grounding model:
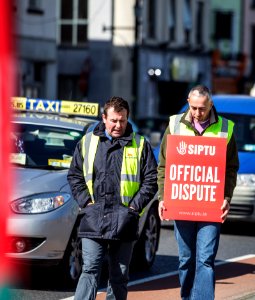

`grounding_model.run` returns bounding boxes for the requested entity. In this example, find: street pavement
[95,254,255,300]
